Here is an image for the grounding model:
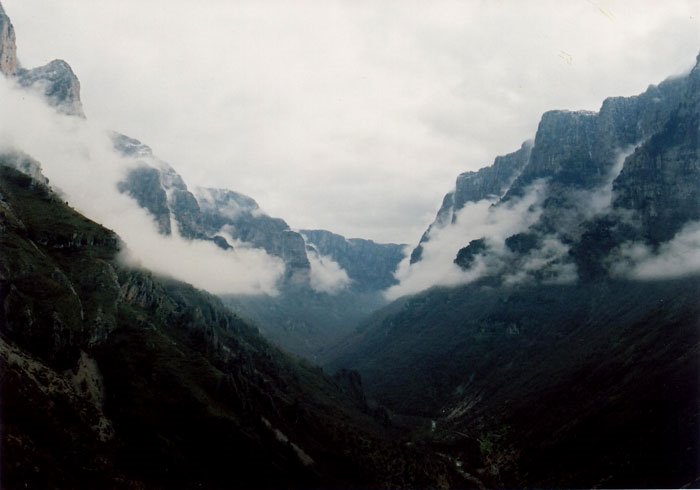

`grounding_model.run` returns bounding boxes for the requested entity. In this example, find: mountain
[17,59,84,117]
[195,185,311,278]
[327,55,700,487]
[410,141,532,264]
[112,134,405,358]
[0,158,464,489]
[0,5,405,359]
[410,55,699,280]
[301,229,405,292]
[0,5,83,117]
[113,134,407,292]
[3,1,698,486]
